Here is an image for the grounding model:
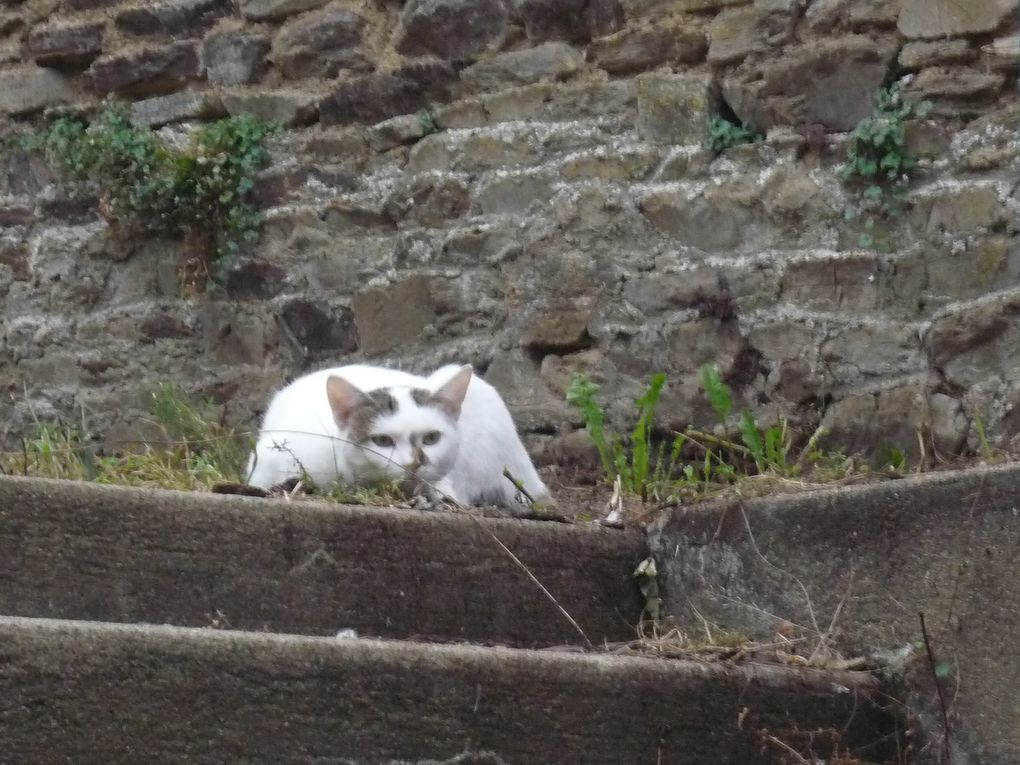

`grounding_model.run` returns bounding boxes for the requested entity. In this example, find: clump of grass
[567,373,684,500]
[841,85,929,249]
[706,115,762,153]
[21,102,277,285]
[1,386,250,490]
